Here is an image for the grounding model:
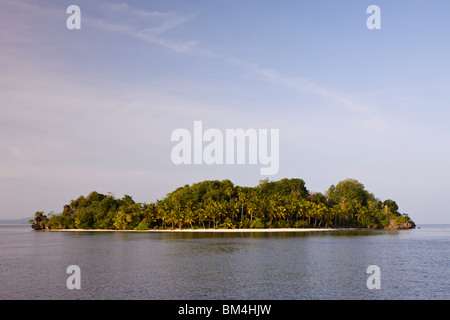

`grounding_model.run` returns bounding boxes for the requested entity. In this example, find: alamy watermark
[66,265,81,290]
[66,5,81,30]
[366,5,381,30]
[171,121,279,175]
[366,265,381,290]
